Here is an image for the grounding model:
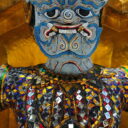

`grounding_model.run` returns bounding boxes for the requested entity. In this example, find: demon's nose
[62,9,75,23]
